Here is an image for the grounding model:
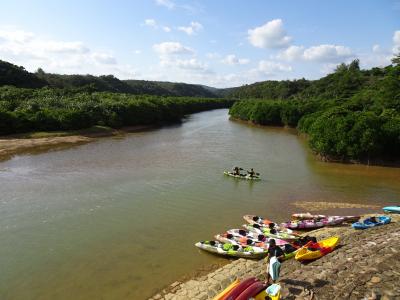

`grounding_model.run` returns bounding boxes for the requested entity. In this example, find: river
[1,109,399,299]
